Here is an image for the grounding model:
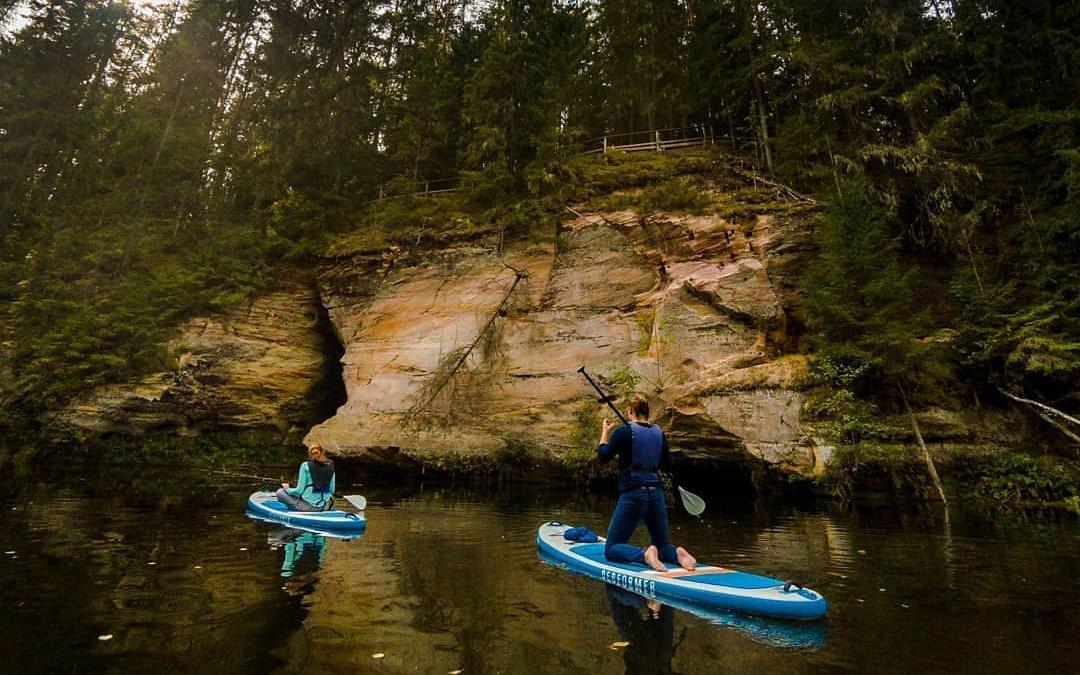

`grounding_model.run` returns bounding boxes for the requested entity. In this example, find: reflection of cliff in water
[0,474,321,673]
